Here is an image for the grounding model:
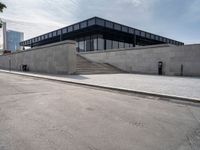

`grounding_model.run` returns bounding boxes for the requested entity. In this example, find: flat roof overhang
[20,17,184,47]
